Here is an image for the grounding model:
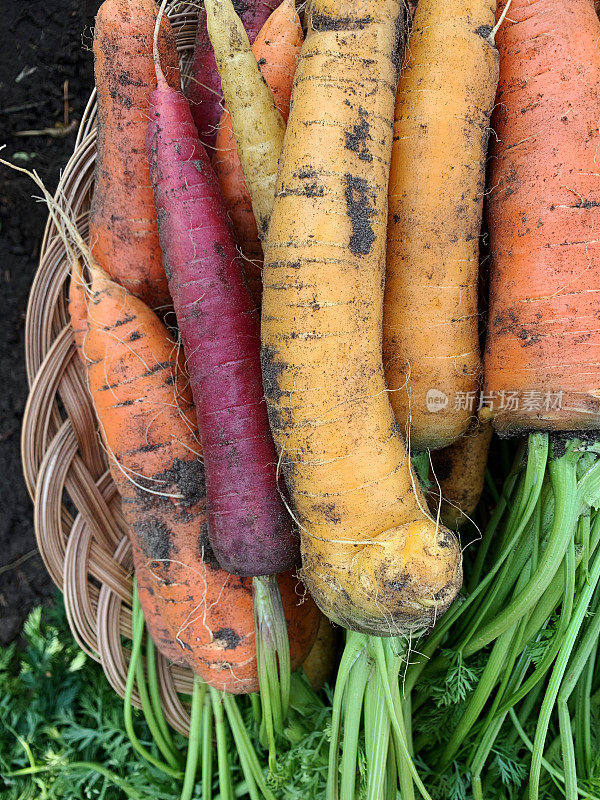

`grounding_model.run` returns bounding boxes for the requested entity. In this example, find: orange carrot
[429,421,493,529]
[302,616,339,691]
[83,262,318,691]
[484,0,600,433]
[212,0,303,305]
[383,0,498,451]
[89,0,180,309]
